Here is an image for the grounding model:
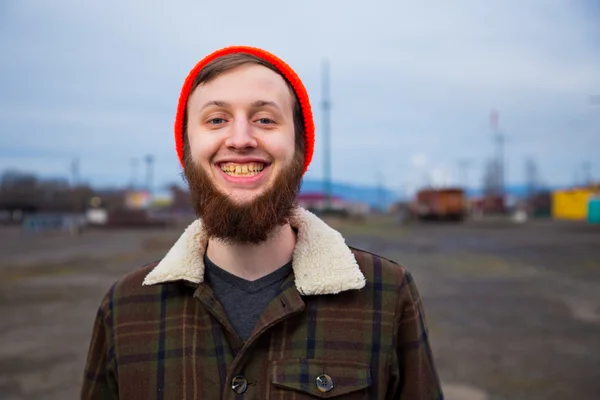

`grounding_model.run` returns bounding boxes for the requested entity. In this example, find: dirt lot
[1,217,599,400]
